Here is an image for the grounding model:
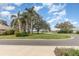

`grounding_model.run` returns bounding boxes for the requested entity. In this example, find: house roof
[0,24,11,30]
